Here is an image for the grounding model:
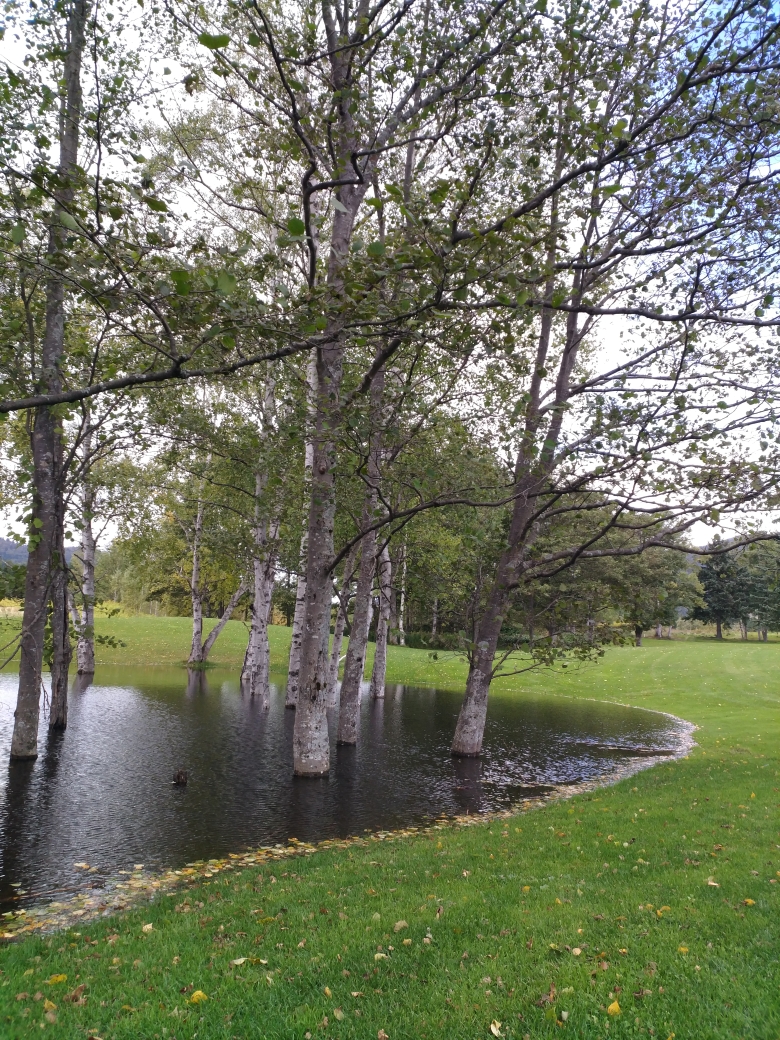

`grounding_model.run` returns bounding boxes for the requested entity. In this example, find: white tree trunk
[75,477,96,674]
[286,353,317,709]
[370,543,392,699]
[397,537,407,647]
[241,512,279,708]
[326,543,358,706]
[188,494,206,665]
